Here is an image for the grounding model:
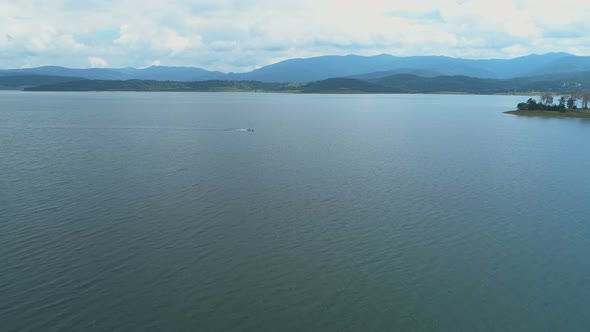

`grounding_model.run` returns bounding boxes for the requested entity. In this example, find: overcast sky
[2,0,590,71]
